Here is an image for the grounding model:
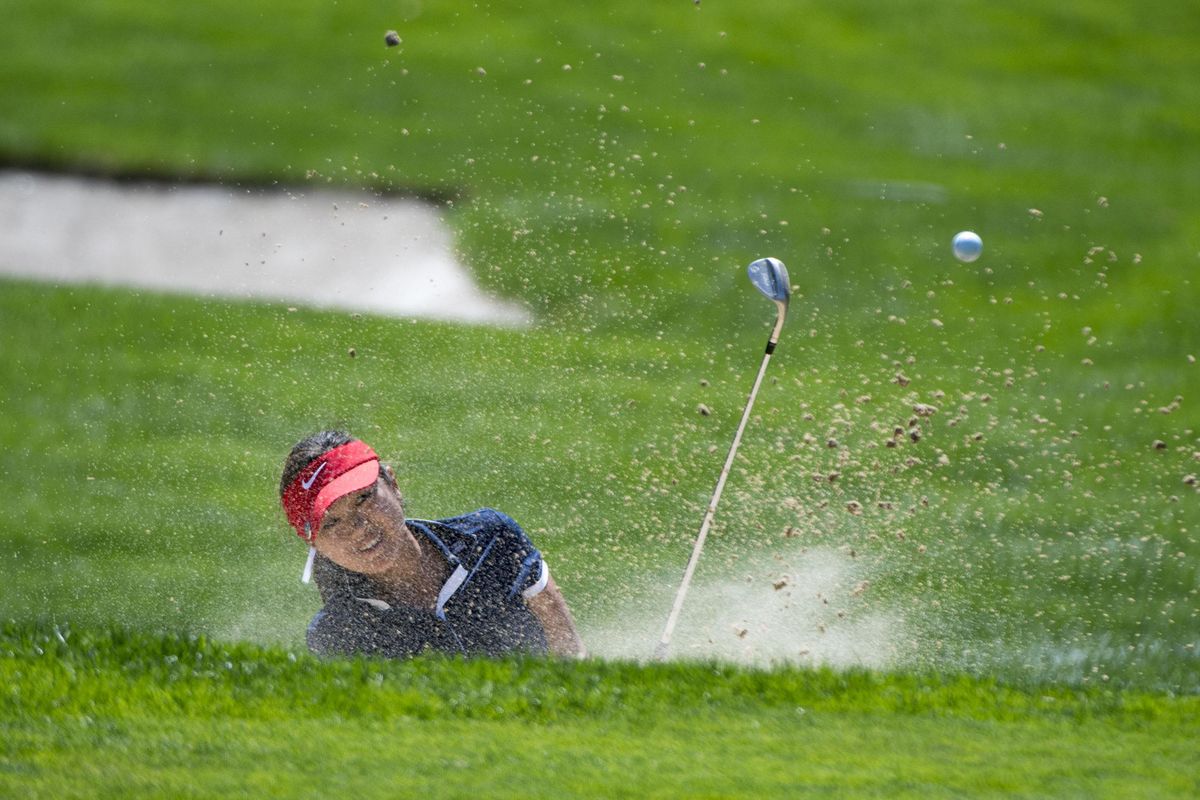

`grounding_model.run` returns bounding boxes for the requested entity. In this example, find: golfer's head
[280,431,386,541]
